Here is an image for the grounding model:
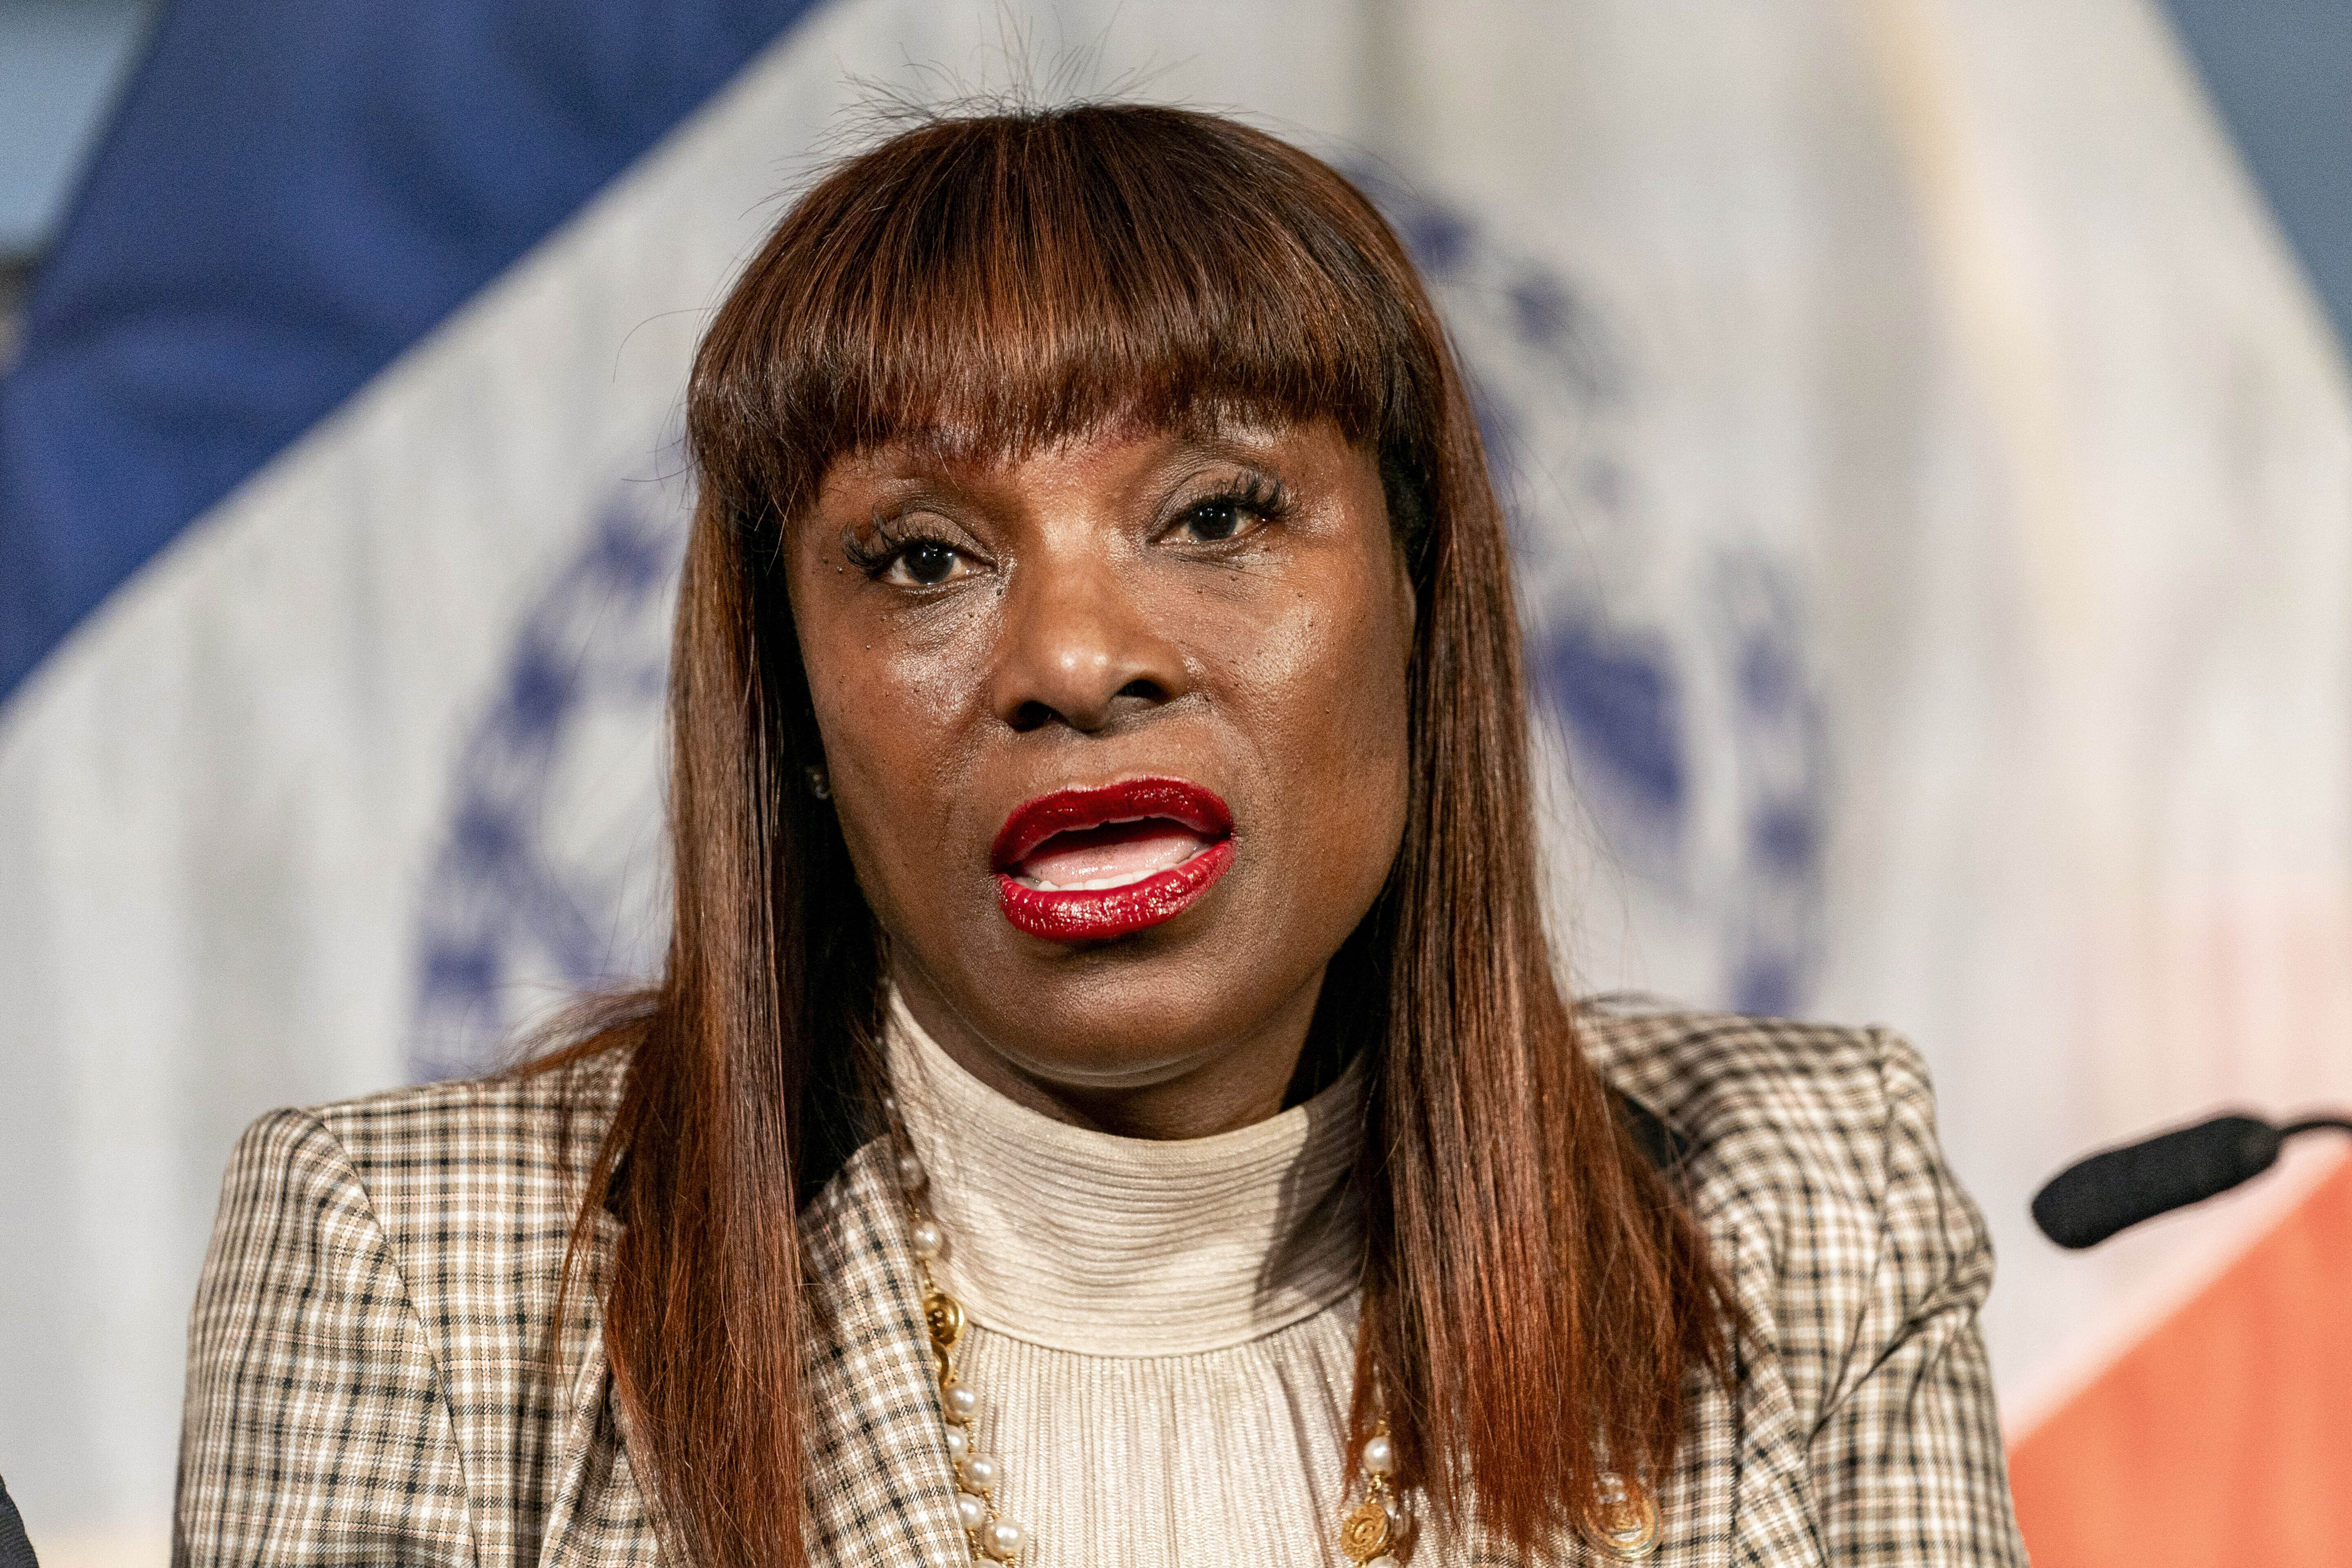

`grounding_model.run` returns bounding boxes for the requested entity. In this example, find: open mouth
[990,777,1236,941]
